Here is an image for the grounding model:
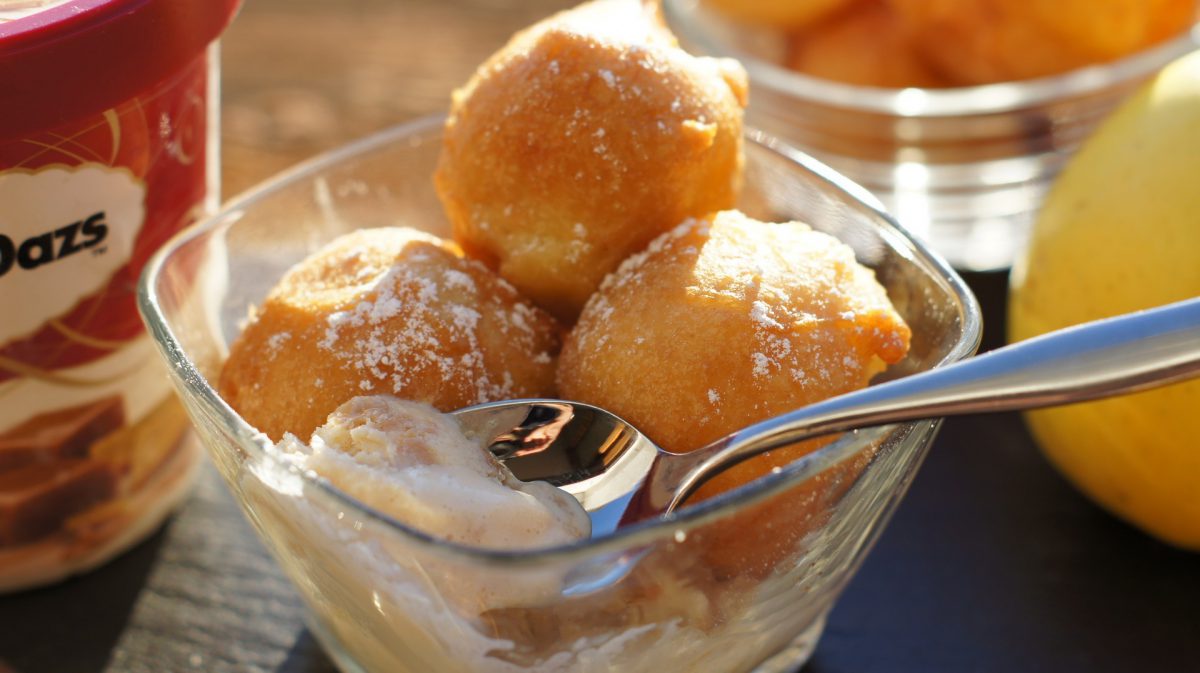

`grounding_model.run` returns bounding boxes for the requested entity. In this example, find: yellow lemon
[1008,50,1200,549]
